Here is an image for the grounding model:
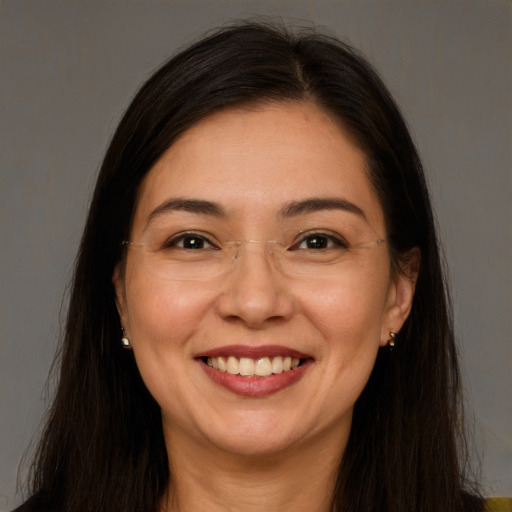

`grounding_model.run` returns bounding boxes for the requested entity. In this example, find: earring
[121,328,132,350]
[388,331,397,348]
